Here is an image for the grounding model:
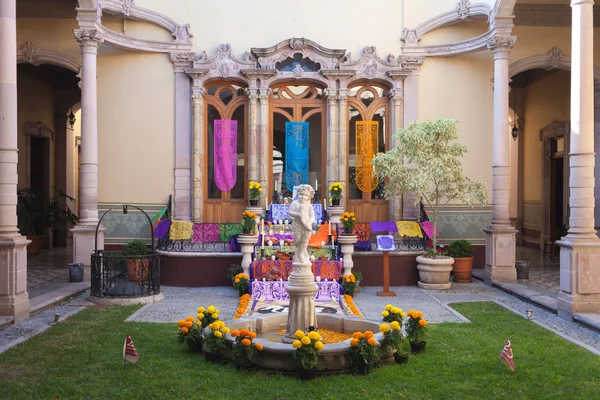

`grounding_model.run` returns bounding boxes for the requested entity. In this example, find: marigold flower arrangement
[231,328,263,365]
[197,305,220,329]
[340,211,356,233]
[242,210,257,234]
[234,294,251,319]
[340,273,358,296]
[291,329,324,371]
[348,331,381,370]
[328,182,343,200]
[381,304,406,324]
[177,315,203,352]
[405,310,428,343]
[380,322,409,356]
[343,294,363,318]
[203,320,230,356]
[249,181,262,200]
[233,272,250,296]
